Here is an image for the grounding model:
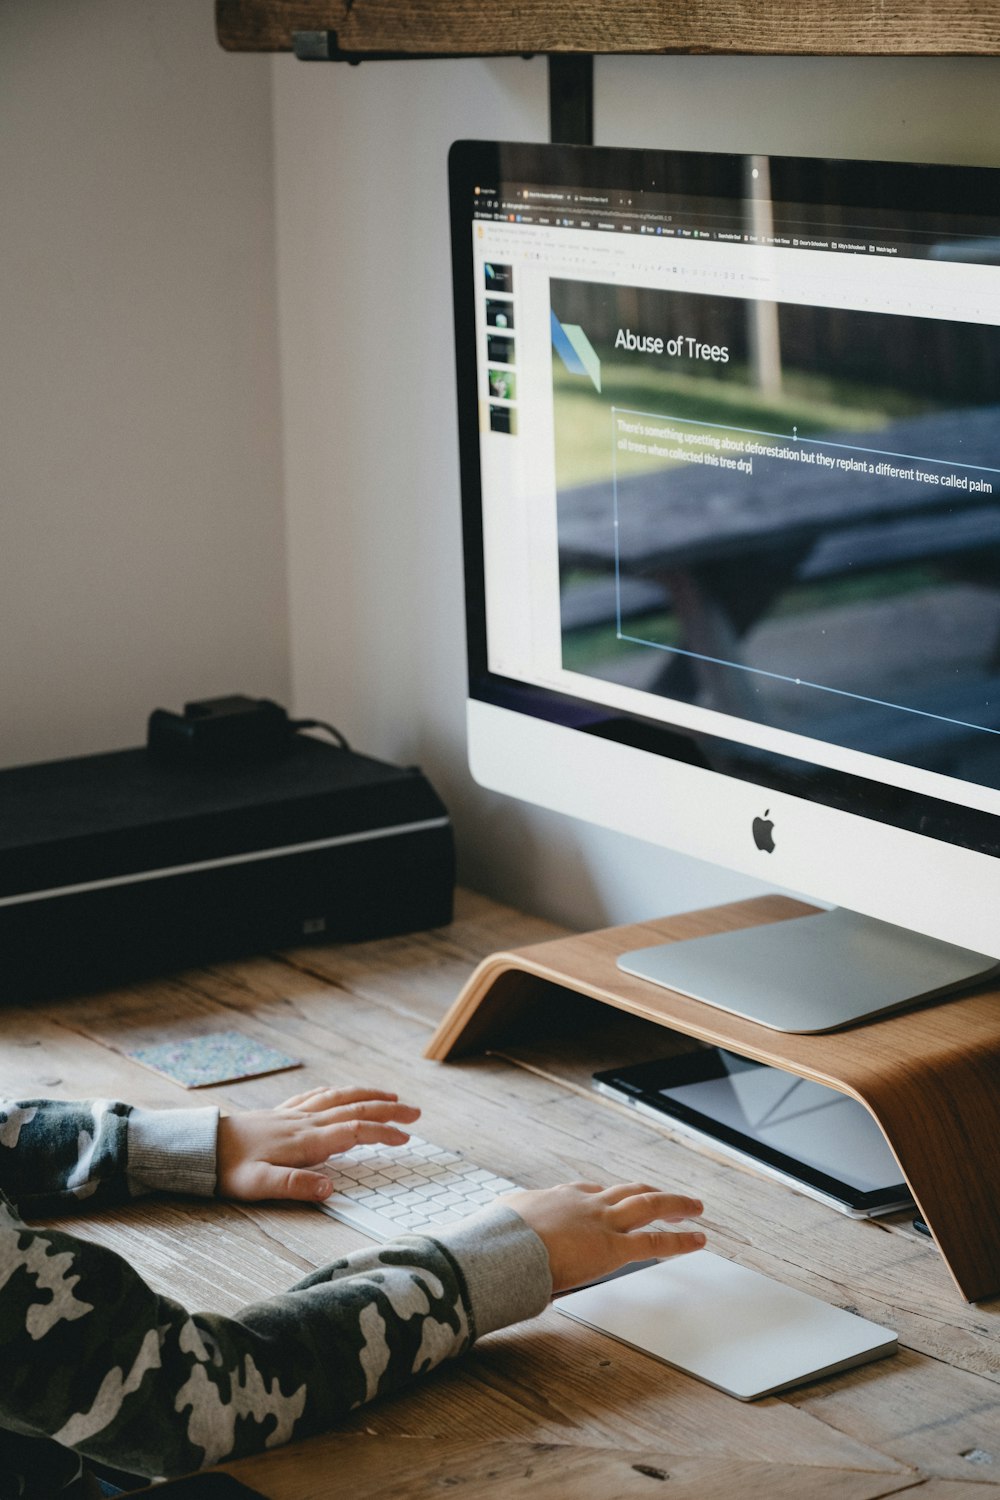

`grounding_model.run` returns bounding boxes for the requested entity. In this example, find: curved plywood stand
[426,895,1000,1303]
